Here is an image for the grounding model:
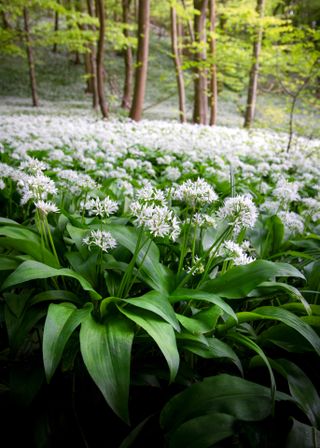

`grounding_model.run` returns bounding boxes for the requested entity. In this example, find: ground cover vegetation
[0,116,320,446]
[1,0,320,447]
